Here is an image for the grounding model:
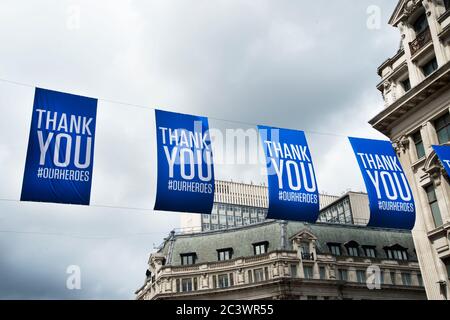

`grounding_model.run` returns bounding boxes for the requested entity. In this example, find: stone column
[423,0,449,66]
[399,20,423,86]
